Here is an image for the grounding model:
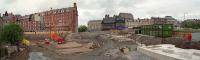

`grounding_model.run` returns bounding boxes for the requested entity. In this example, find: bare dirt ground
[27,32,156,60]
[5,31,200,60]
[5,31,156,60]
